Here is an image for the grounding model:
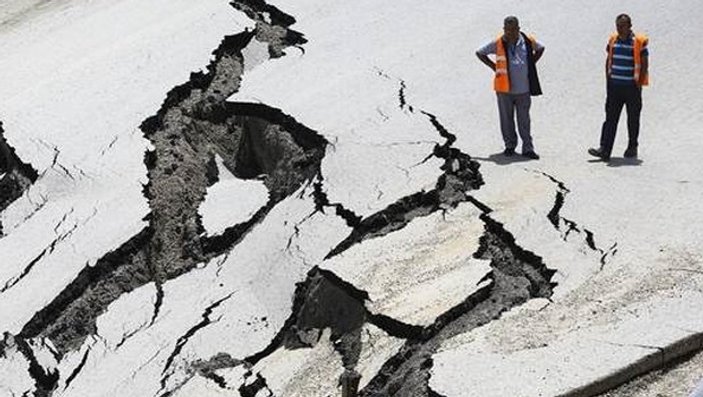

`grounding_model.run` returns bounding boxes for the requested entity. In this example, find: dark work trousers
[497,93,533,153]
[599,83,642,157]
